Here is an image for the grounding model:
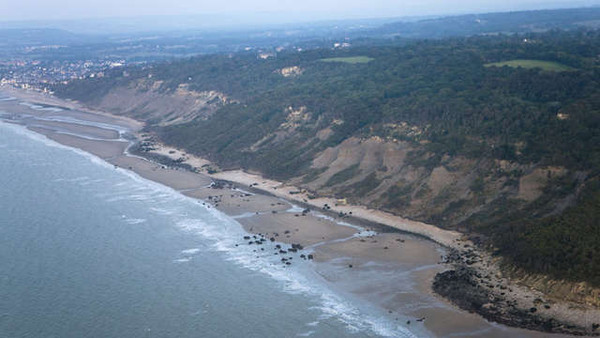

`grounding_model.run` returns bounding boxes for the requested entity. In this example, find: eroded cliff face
[76,84,585,233]
[285,134,583,231]
[89,79,234,126]
[502,265,600,308]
